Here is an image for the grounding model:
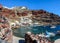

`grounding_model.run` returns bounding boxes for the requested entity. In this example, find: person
[35,35,40,43]
[25,32,33,43]
[30,34,37,43]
